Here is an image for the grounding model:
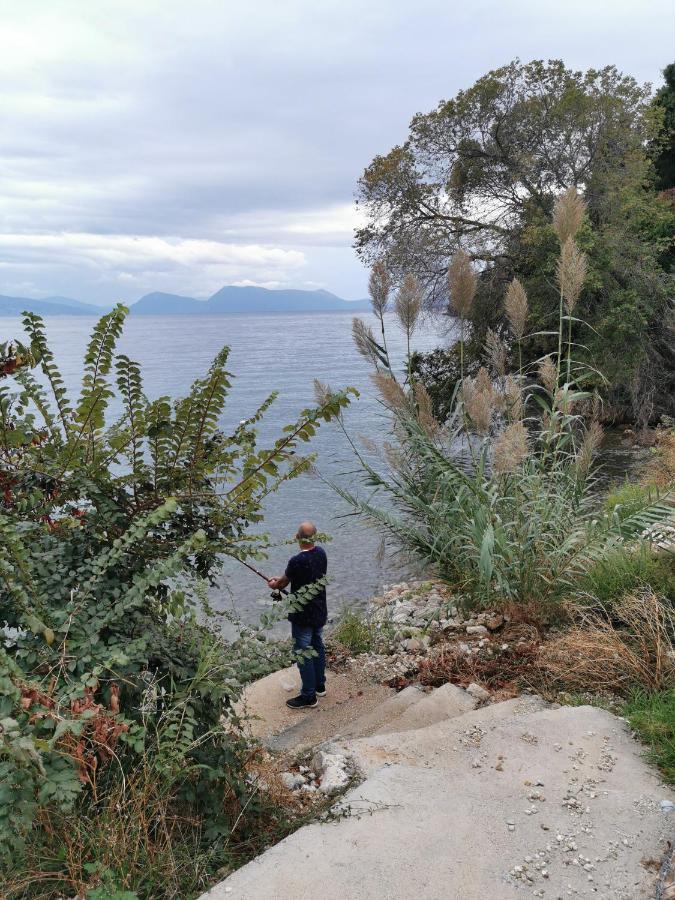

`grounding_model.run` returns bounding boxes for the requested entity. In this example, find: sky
[0,0,672,306]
